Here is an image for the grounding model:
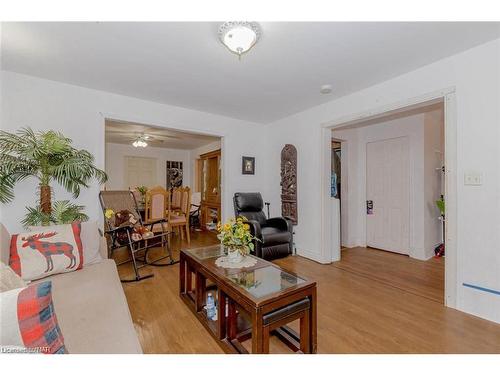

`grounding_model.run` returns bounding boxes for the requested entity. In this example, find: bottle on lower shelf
[206,293,216,320]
